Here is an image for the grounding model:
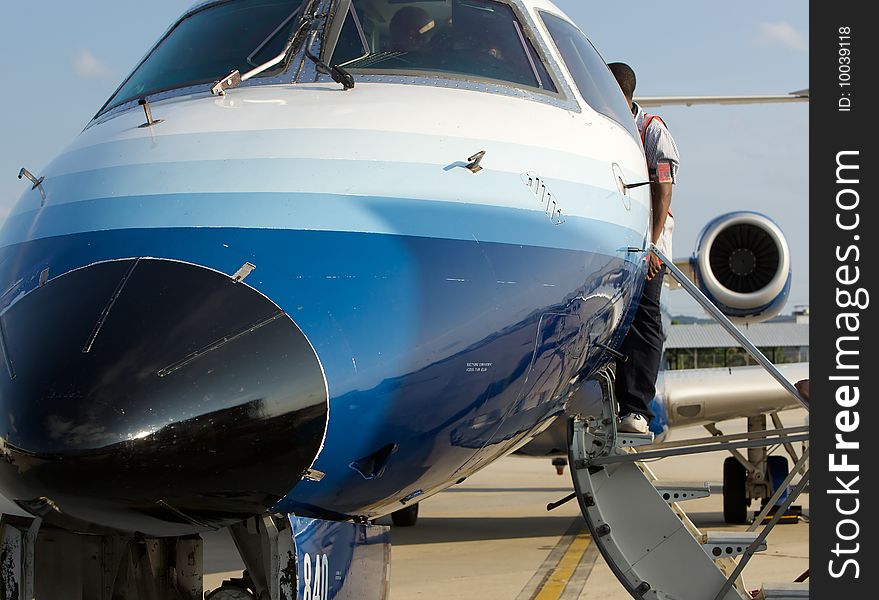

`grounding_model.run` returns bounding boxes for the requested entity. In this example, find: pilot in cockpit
[389,6,438,52]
